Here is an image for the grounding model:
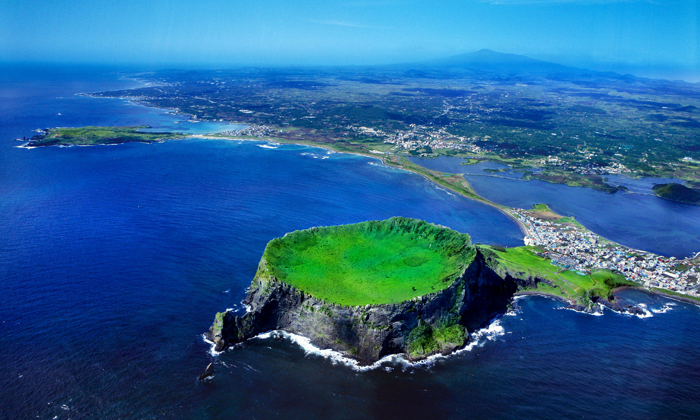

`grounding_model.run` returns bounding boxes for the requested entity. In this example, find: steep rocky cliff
[207,249,538,364]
